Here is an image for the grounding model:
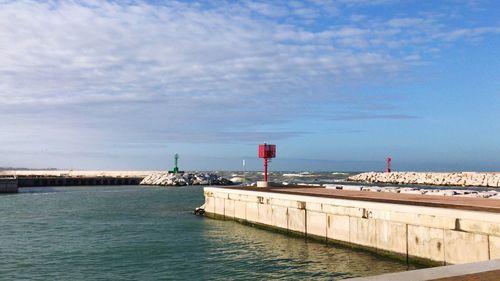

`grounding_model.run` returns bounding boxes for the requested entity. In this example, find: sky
[0,0,499,172]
